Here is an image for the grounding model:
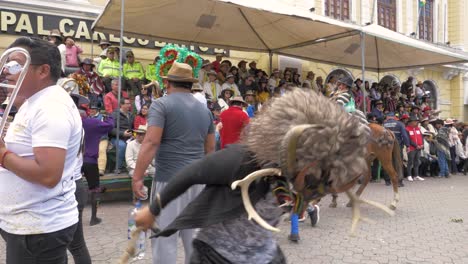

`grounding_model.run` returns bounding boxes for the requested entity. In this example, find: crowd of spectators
[39,29,468,180]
